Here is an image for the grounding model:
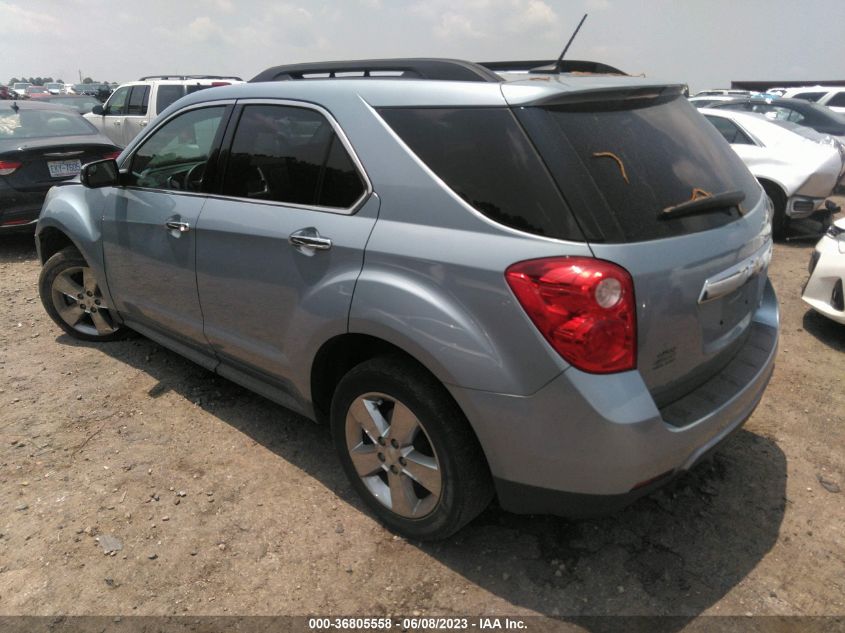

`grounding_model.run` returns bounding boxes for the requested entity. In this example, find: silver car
[35,58,779,540]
